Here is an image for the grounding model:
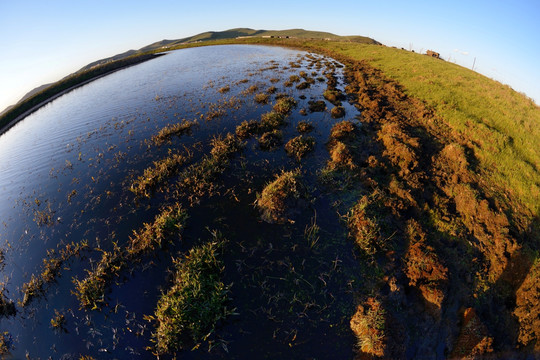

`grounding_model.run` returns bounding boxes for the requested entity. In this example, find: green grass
[151,233,231,354]
[315,41,540,215]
